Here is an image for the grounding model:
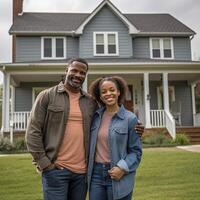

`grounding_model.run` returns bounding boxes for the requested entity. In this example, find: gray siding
[79,5,132,58]
[132,37,192,60]
[67,37,79,58]
[16,36,41,62]
[173,37,192,60]
[16,36,78,62]
[150,81,193,126]
[15,82,56,111]
[132,37,150,58]
[15,87,32,111]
